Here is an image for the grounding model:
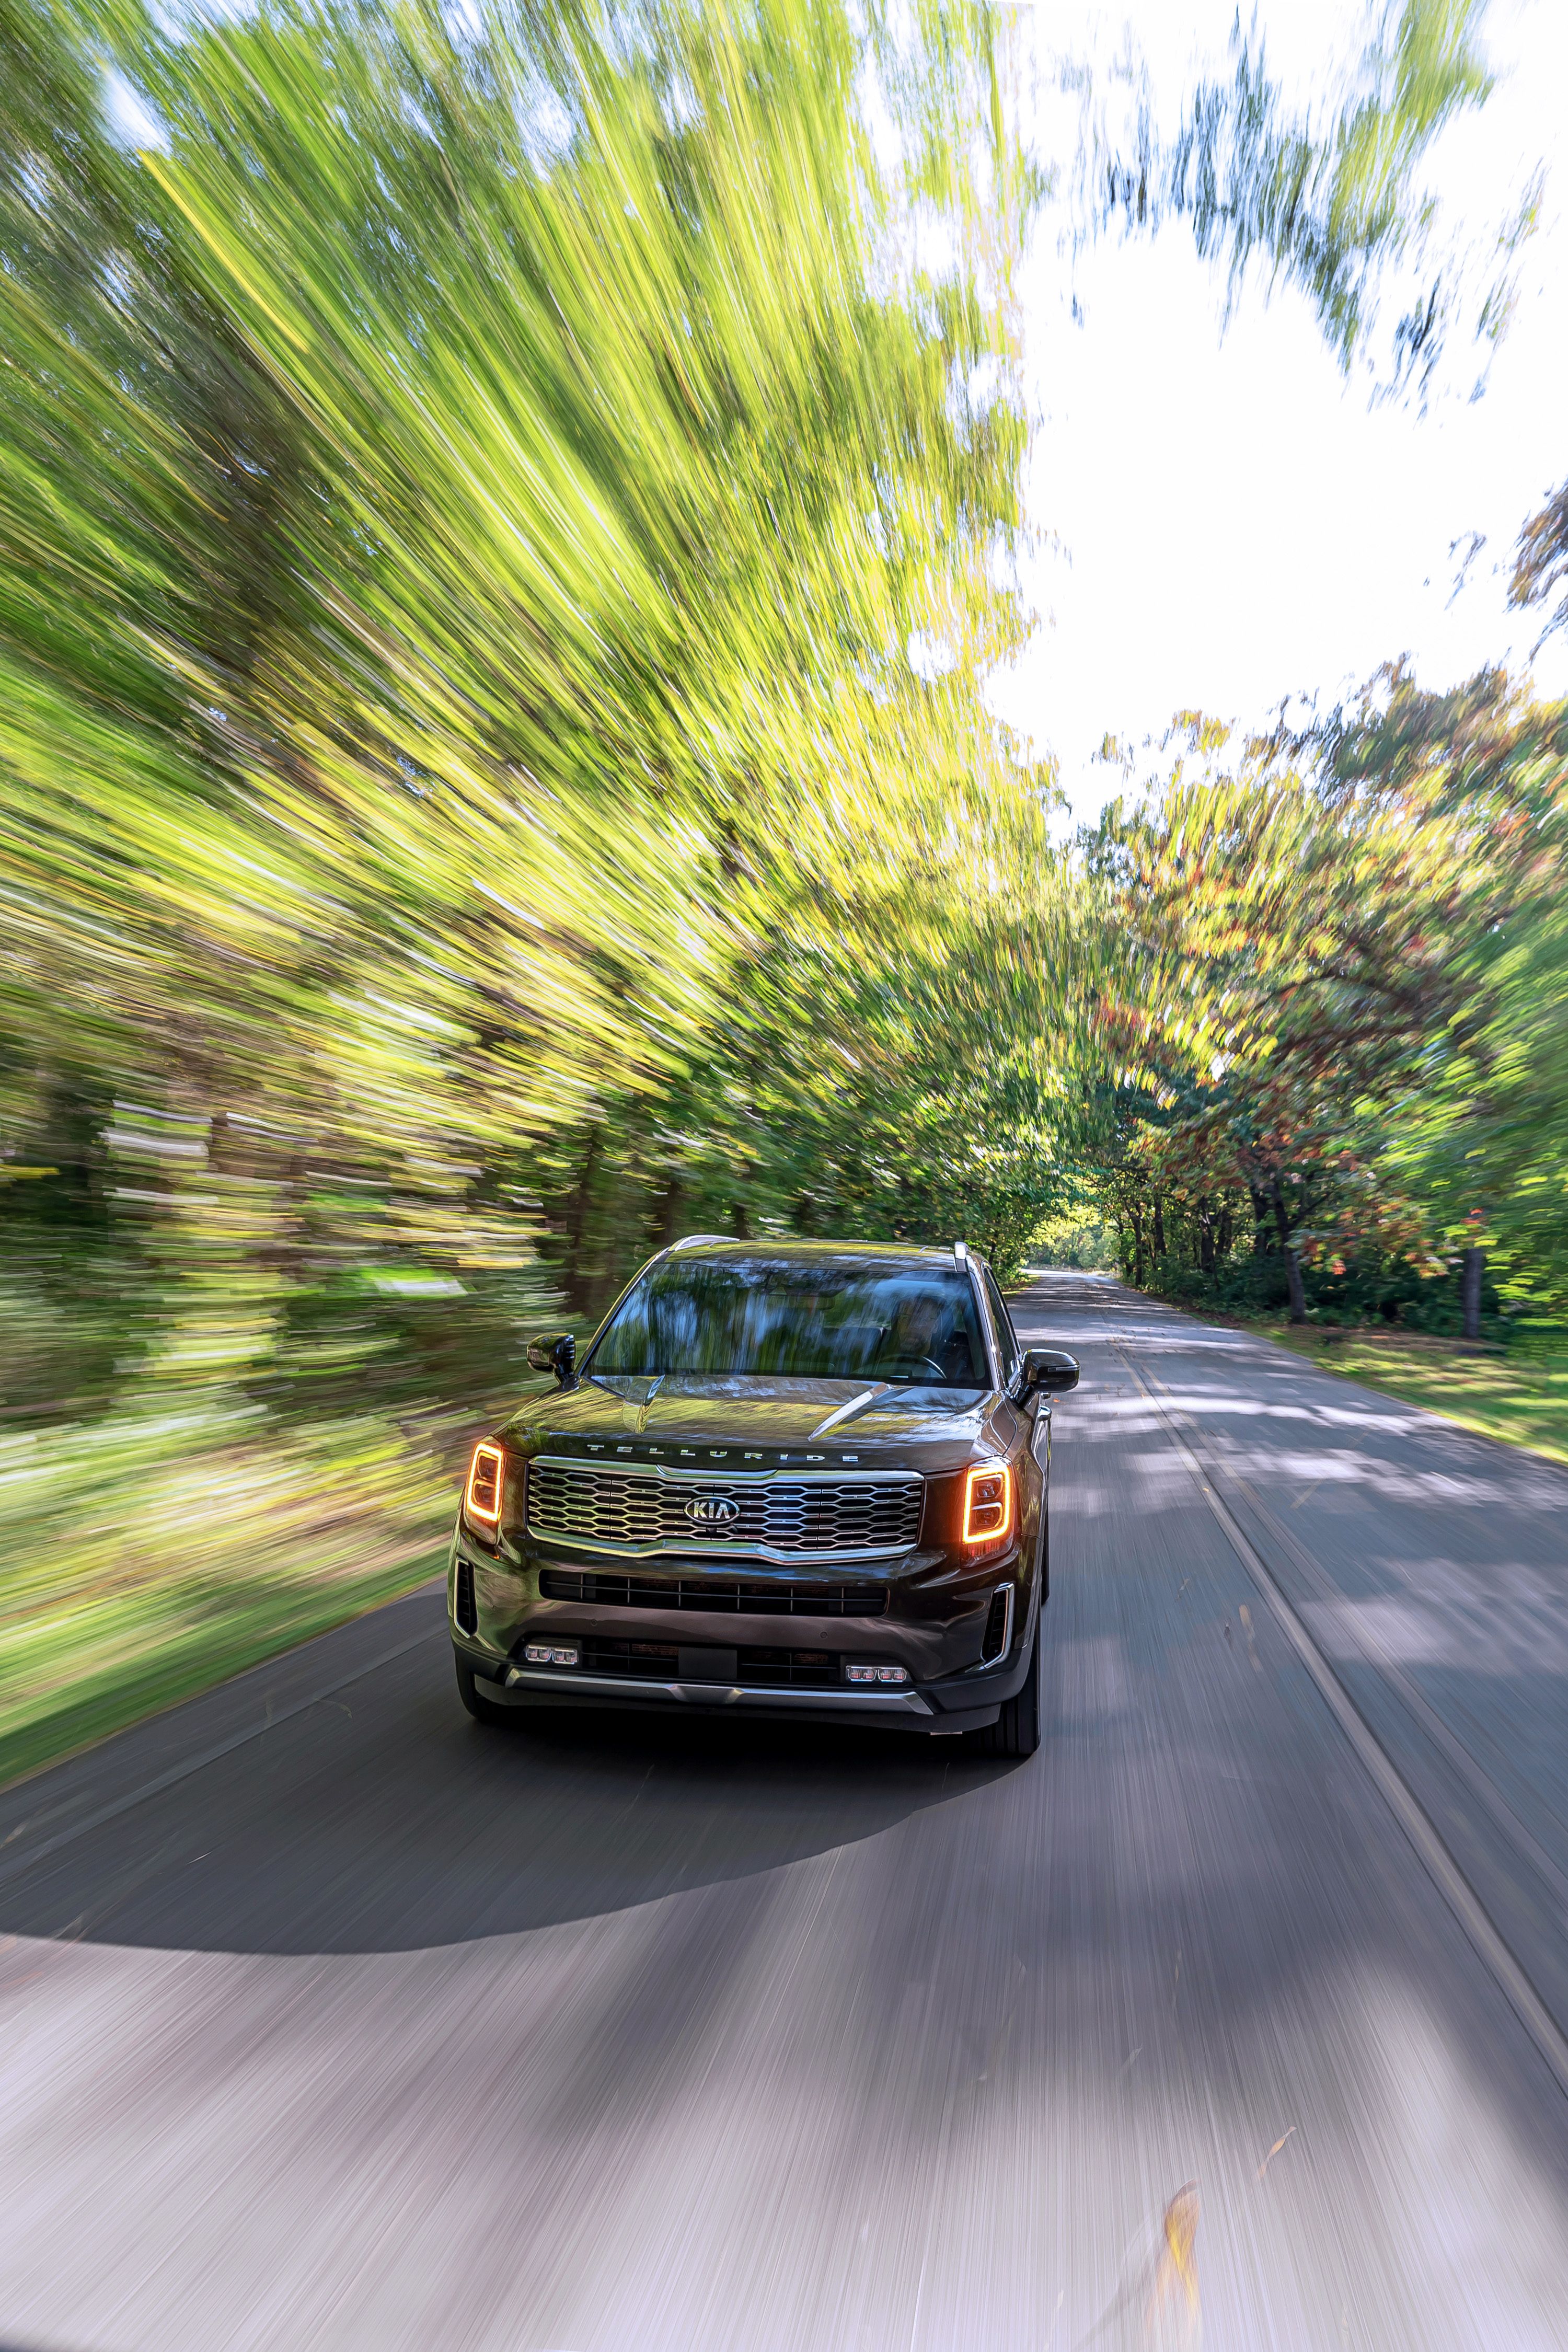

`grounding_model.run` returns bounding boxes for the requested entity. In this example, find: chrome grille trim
[526,1457,924,1562]
[498,1663,935,1716]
